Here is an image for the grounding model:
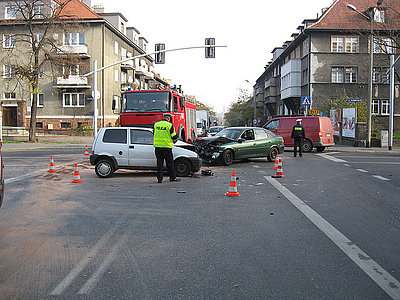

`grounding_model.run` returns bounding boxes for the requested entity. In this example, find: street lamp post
[346,3,374,148]
[245,80,257,125]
